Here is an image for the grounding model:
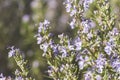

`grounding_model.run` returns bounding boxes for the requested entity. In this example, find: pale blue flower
[78,60,84,69]
[107,38,115,47]
[36,34,42,44]
[97,67,103,73]
[52,45,59,56]
[0,73,3,78]
[110,56,120,73]
[104,37,116,55]
[59,46,67,58]
[40,42,49,56]
[84,0,93,11]
[84,71,92,80]
[70,18,76,29]
[70,6,77,16]
[95,54,107,73]
[68,41,74,50]
[115,64,120,73]
[112,28,119,36]
[82,19,95,33]
[38,22,43,33]
[74,37,82,51]
[82,20,90,33]
[15,69,20,76]
[15,76,23,80]
[60,64,66,72]
[95,75,102,80]
[87,32,93,39]
[0,73,6,80]
[104,45,112,55]
[64,0,72,12]
[8,46,16,58]
[38,19,50,33]
[76,55,89,69]
[43,19,50,27]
